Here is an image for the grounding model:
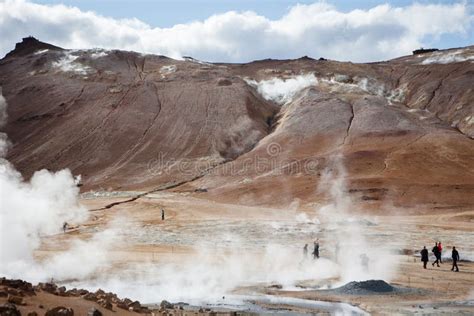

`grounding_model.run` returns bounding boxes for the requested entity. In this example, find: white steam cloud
[52,51,94,75]
[420,49,474,64]
[317,155,398,284]
[245,74,318,105]
[246,74,406,106]
[0,88,117,284]
[0,1,472,62]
